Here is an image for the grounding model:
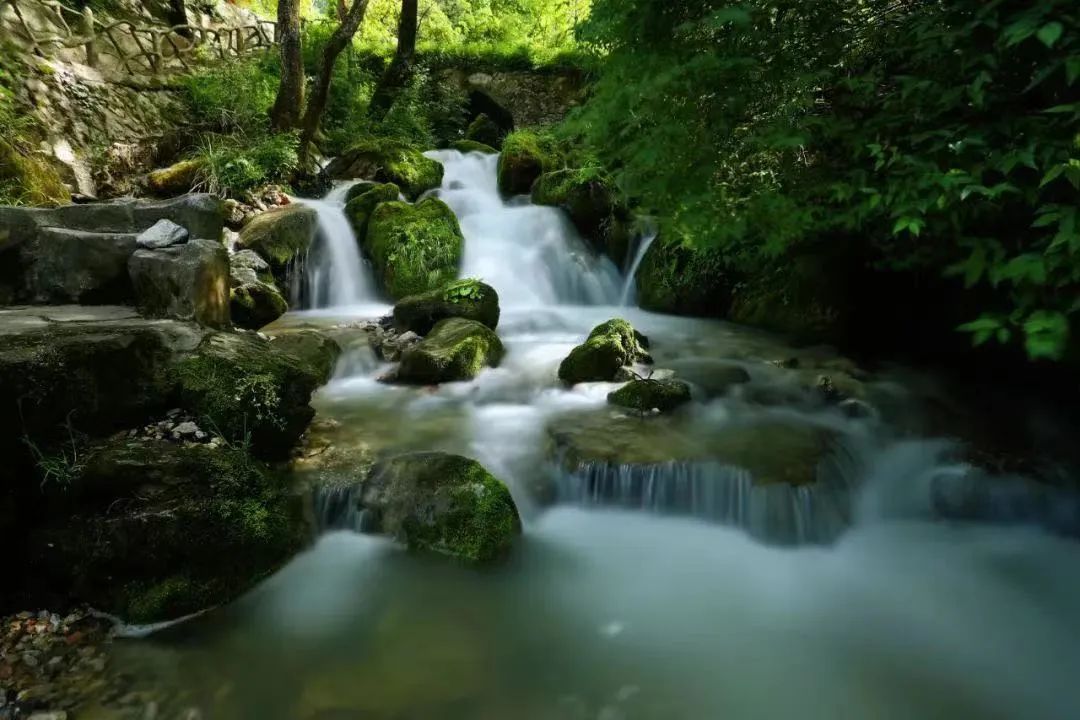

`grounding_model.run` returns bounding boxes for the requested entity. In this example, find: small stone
[173,421,198,437]
[397,331,420,344]
[21,652,39,667]
[194,430,207,441]
[136,219,189,249]
[166,408,182,418]
[27,712,69,720]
